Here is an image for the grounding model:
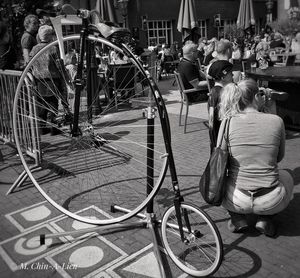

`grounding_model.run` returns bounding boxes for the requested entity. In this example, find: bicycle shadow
[93,117,142,129]
[212,238,262,278]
